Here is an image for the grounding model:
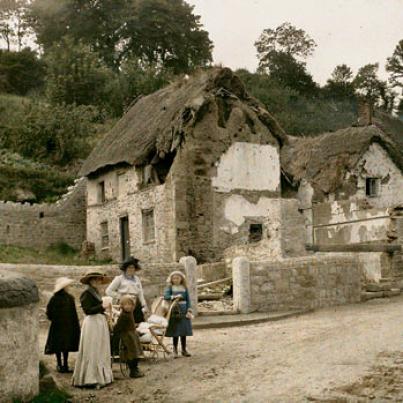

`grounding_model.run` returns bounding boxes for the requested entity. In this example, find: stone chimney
[357,99,373,126]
